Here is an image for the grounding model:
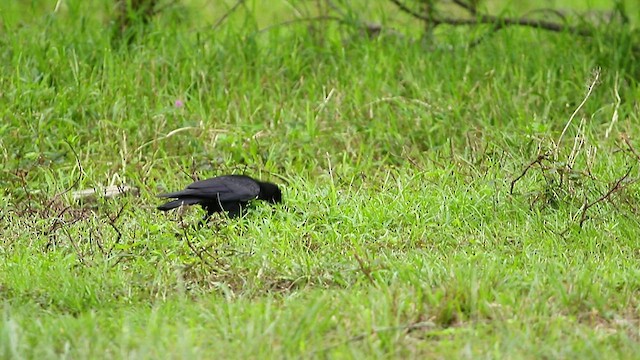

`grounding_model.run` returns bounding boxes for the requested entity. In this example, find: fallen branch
[389,0,593,36]
[72,185,139,201]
